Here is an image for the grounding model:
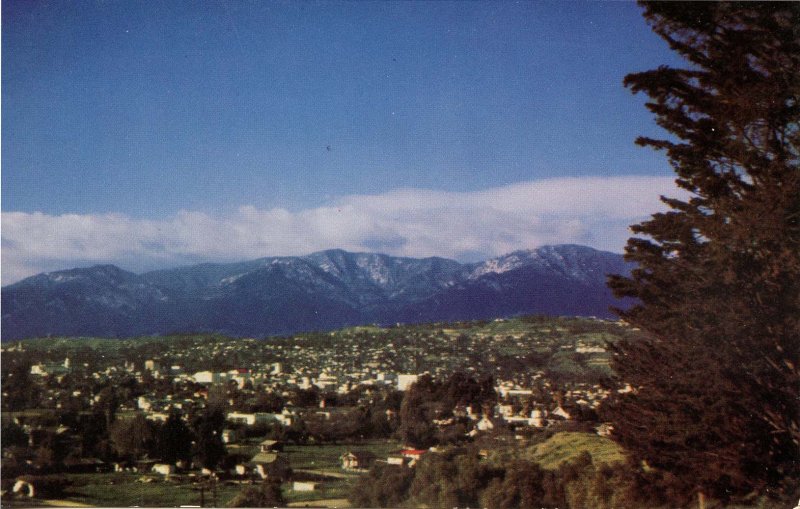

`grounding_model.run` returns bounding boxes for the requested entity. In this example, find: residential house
[247,451,290,480]
[152,464,175,476]
[396,374,419,391]
[221,429,238,444]
[476,415,496,432]
[340,451,376,472]
[551,406,571,420]
[258,439,283,453]
[399,449,426,467]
